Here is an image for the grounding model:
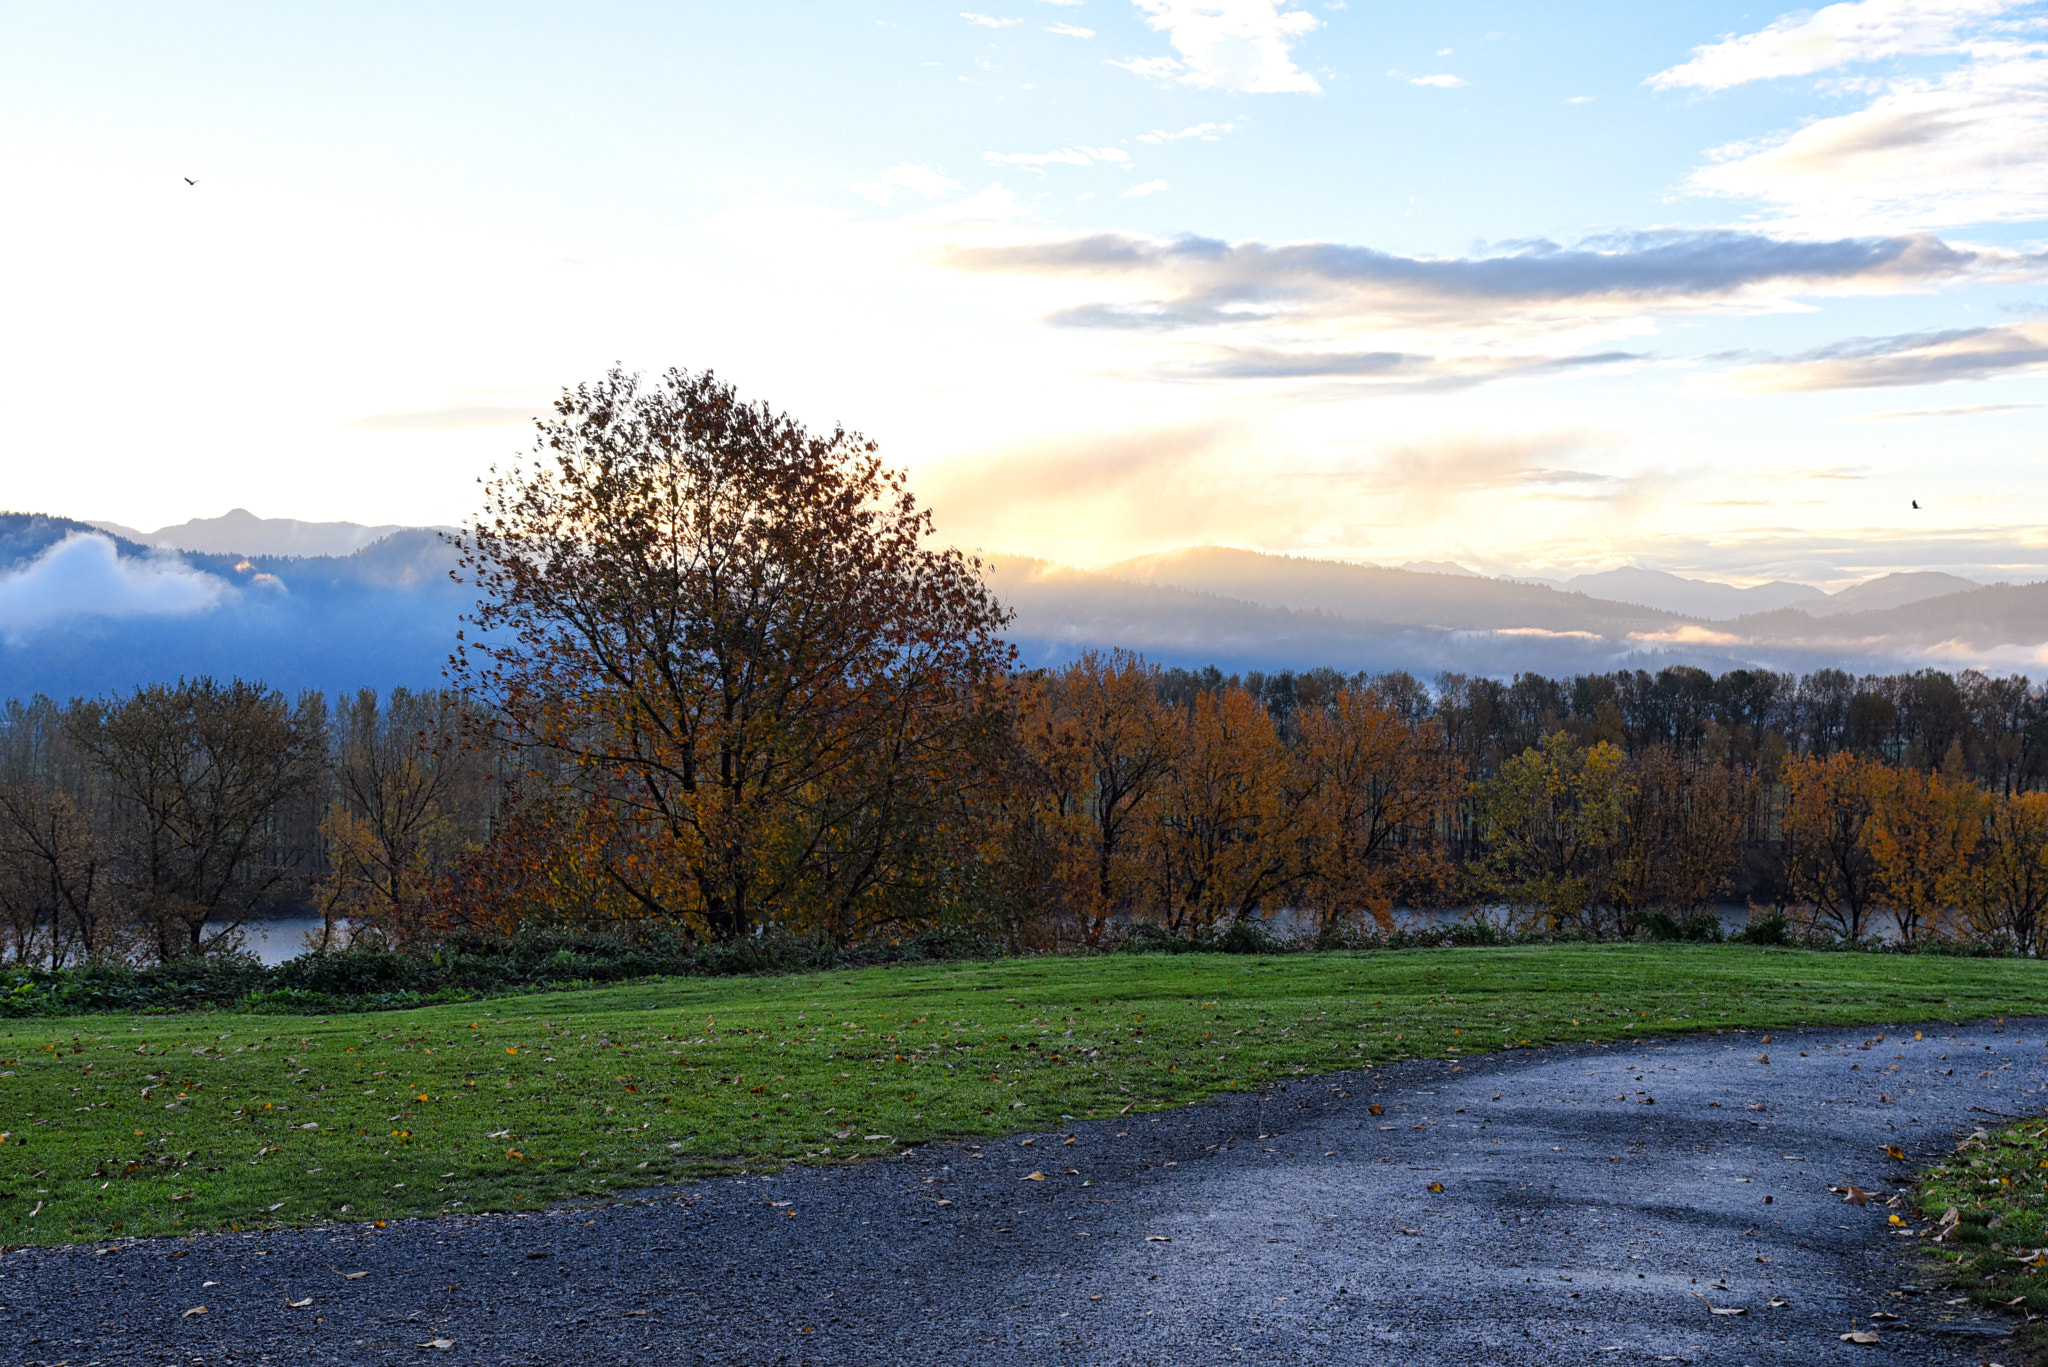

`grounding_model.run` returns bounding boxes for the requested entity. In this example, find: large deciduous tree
[455,367,1011,942]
